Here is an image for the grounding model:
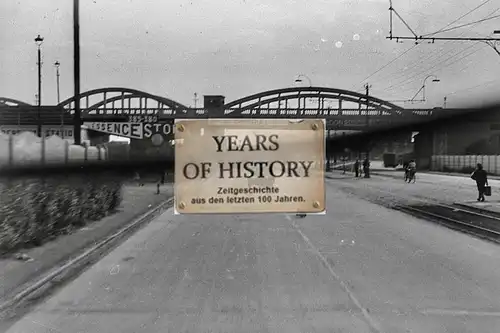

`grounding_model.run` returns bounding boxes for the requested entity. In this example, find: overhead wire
[354,3,498,99]
[373,6,498,87]
[379,42,492,103]
[375,7,499,93]
[429,13,500,36]
[371,42,460,86]
[350,44,419,90]
[423,0,493,36]
[446,78,500,96]
[380,43,486,93]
